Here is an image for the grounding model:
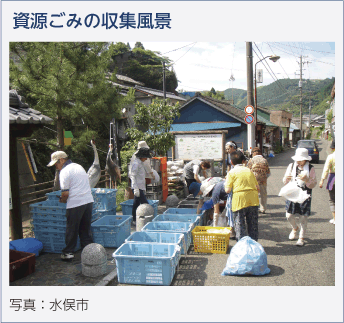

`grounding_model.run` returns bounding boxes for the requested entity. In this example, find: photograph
[3,1,343,323]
